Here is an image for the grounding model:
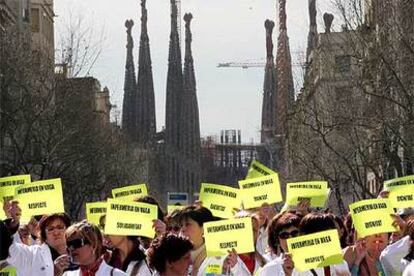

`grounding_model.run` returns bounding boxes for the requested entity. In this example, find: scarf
[80,258,103,276]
